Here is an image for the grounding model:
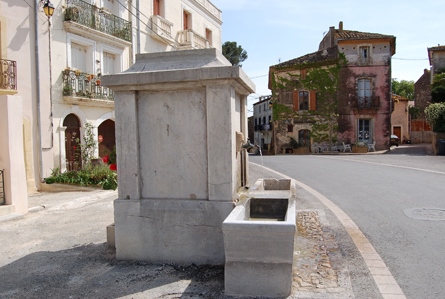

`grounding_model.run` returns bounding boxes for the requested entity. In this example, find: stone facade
[101,48,255,265]
[269,22,395,153]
